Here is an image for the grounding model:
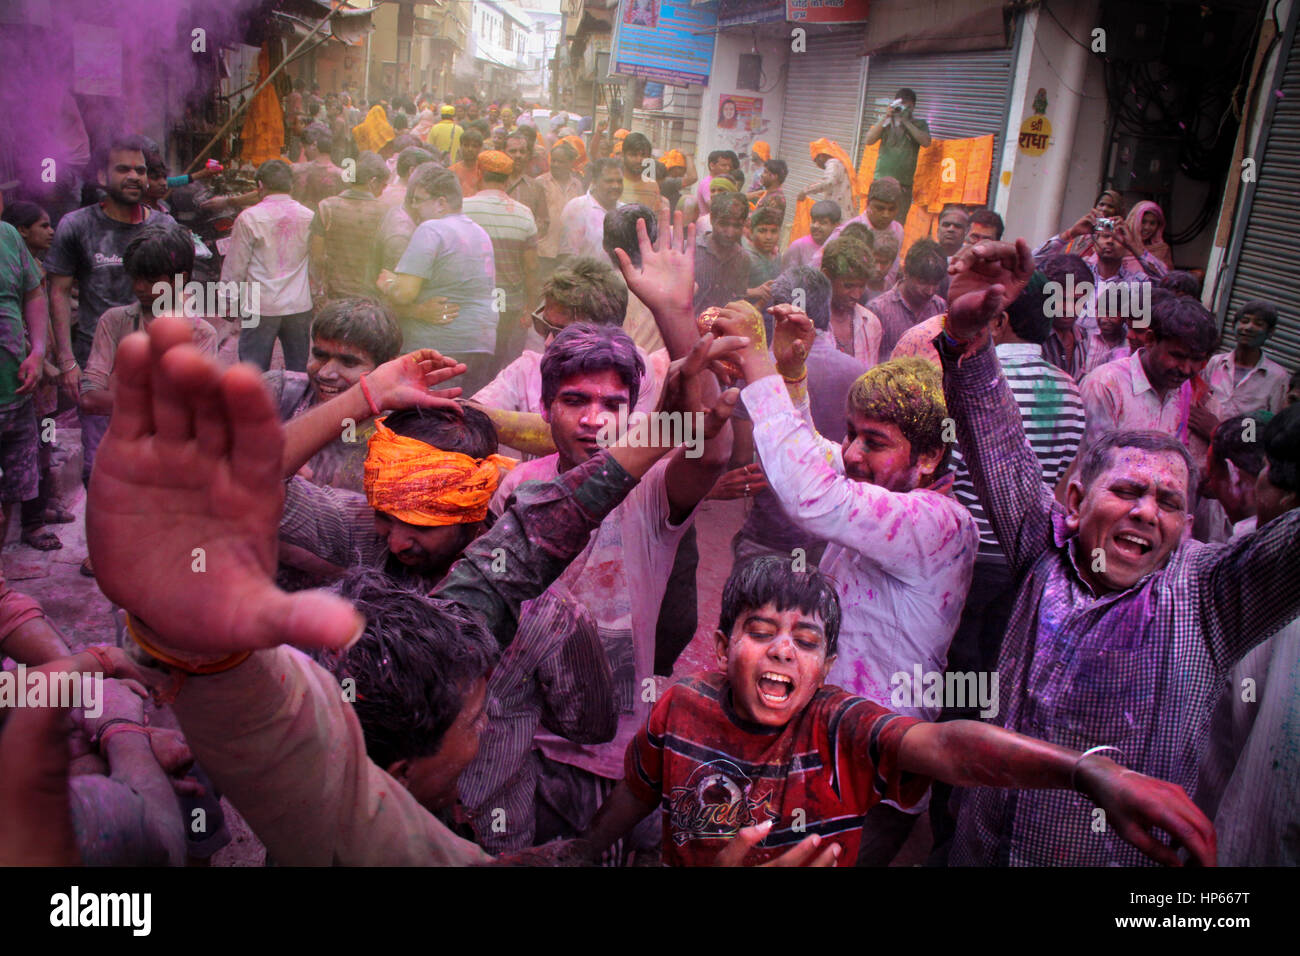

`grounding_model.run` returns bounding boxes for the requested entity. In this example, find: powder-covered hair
[321,568,498,769]
[542,258,629,326]
[540,323,644,410]
[310,297,404,366]
[719,555,842,657]
[847,357,950,470]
